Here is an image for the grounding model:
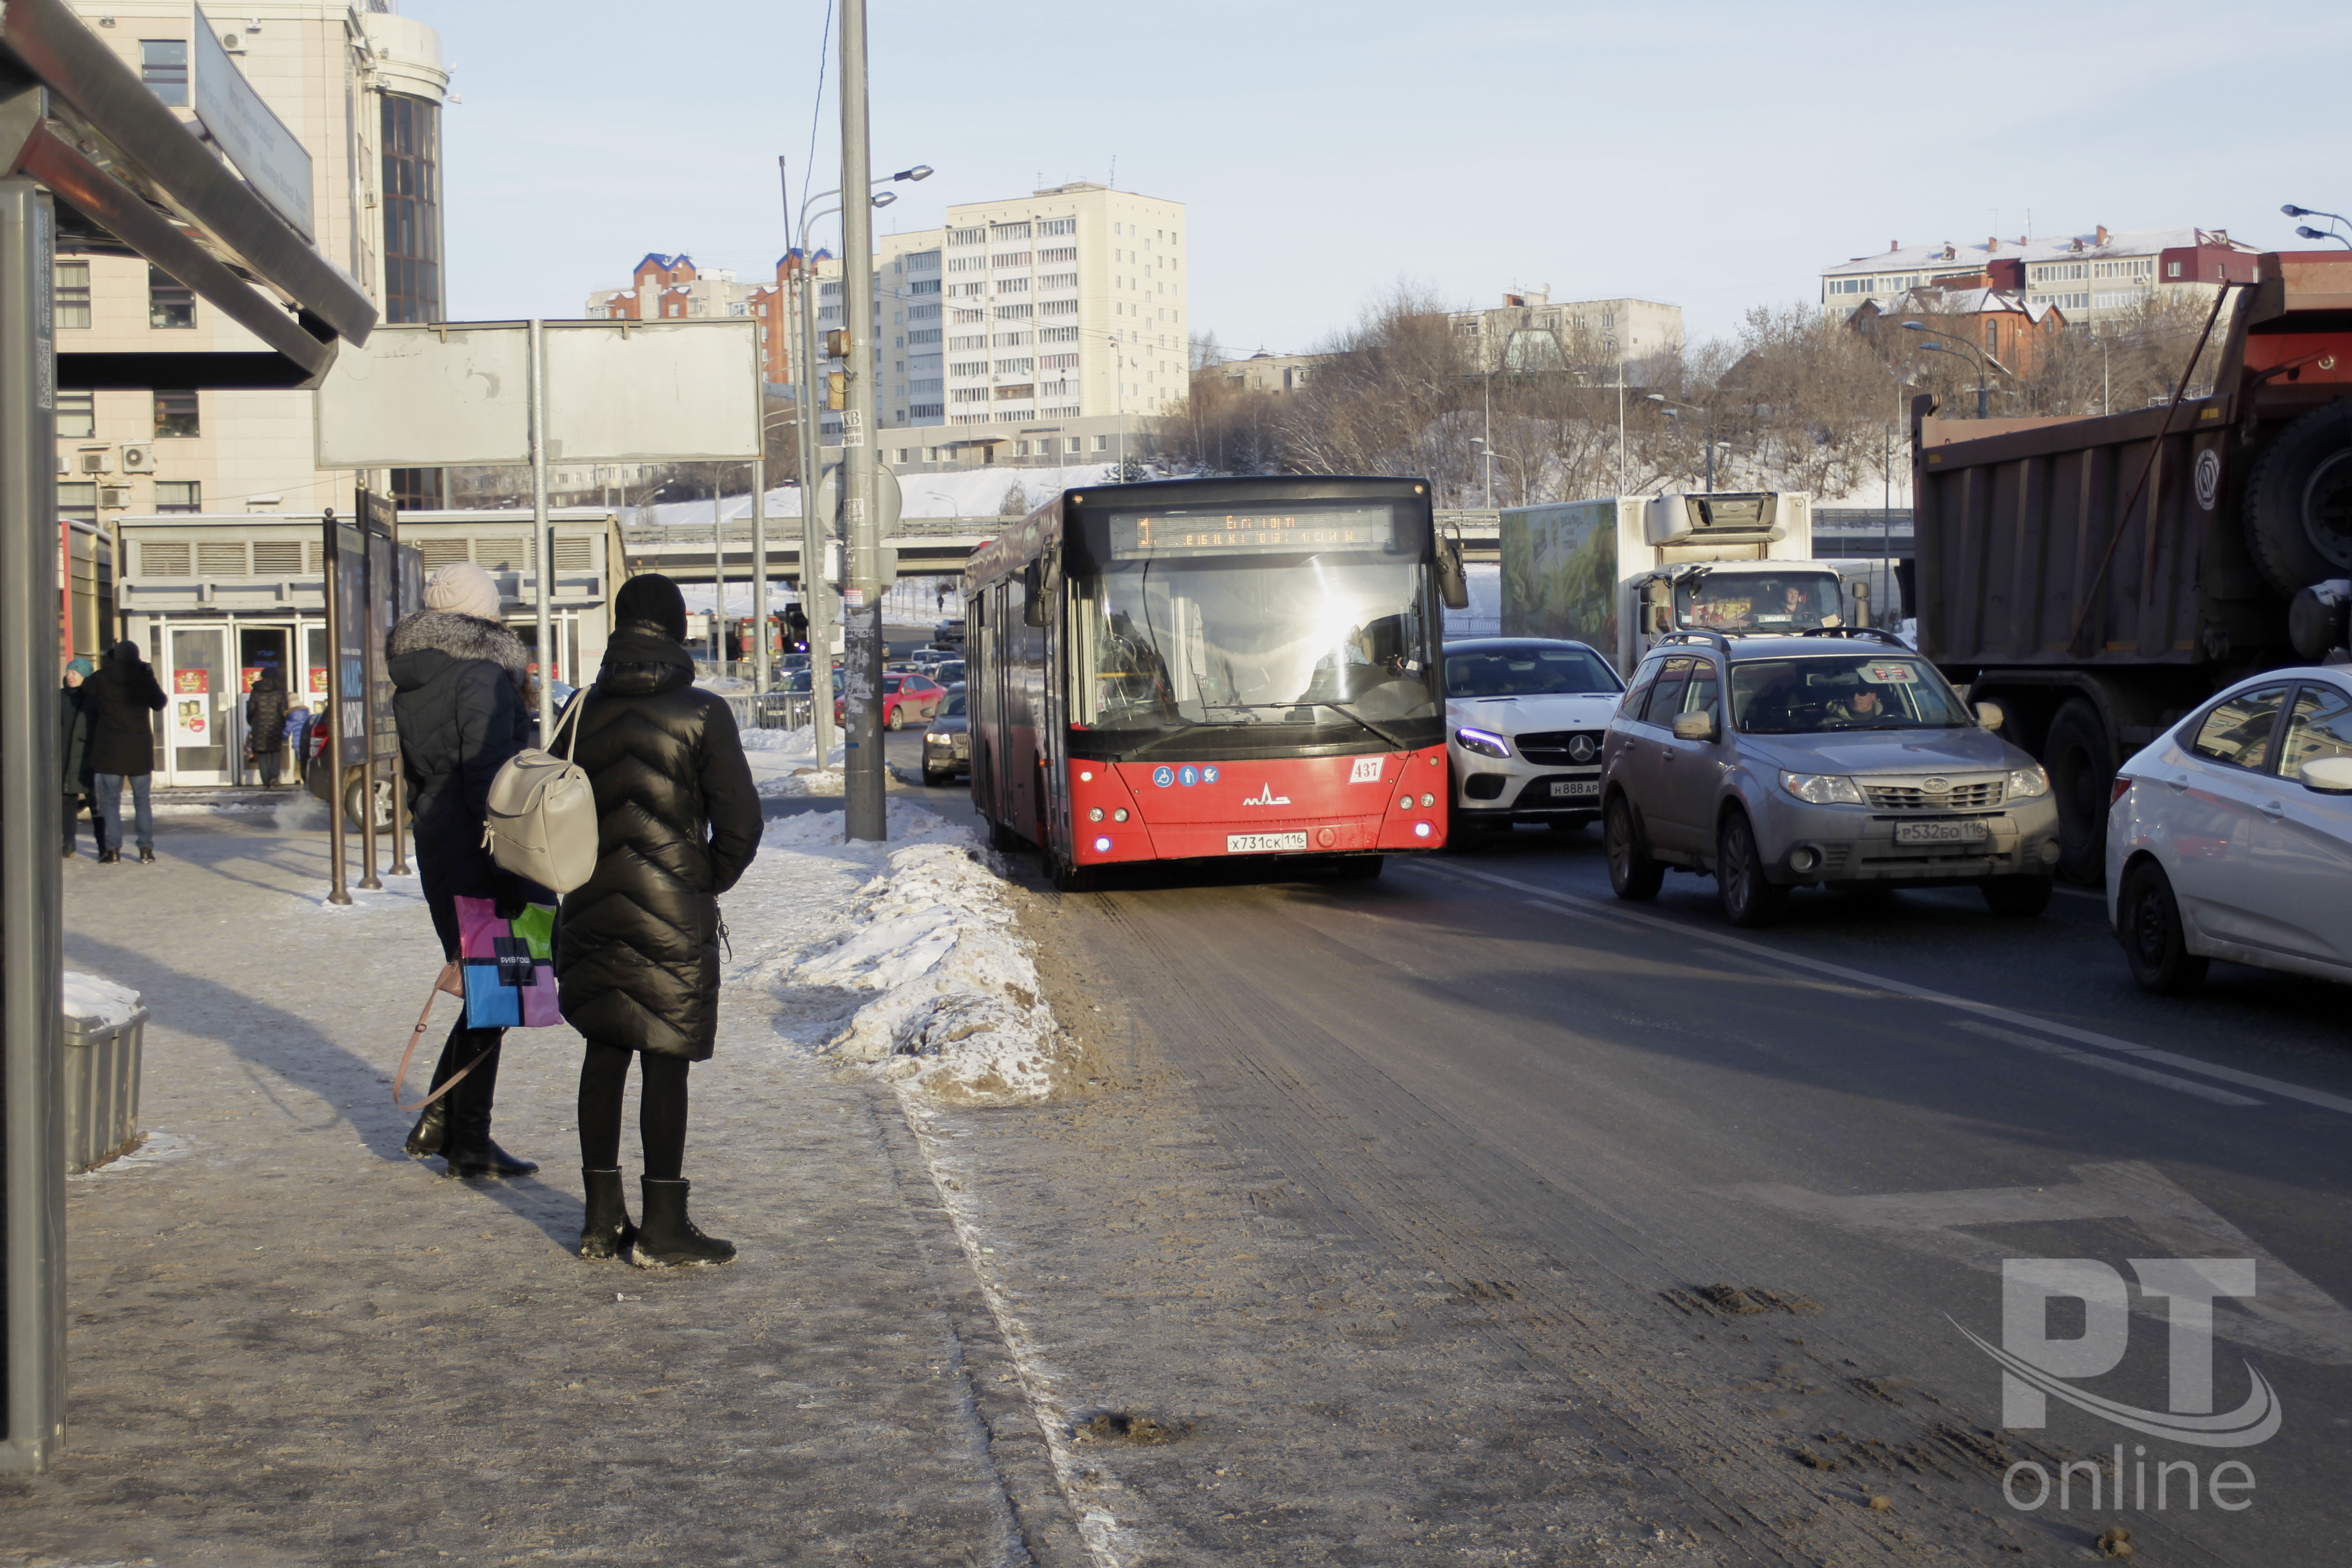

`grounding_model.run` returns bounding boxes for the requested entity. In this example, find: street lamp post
[1645,393,1714,492]
[1900,319,2008,418]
